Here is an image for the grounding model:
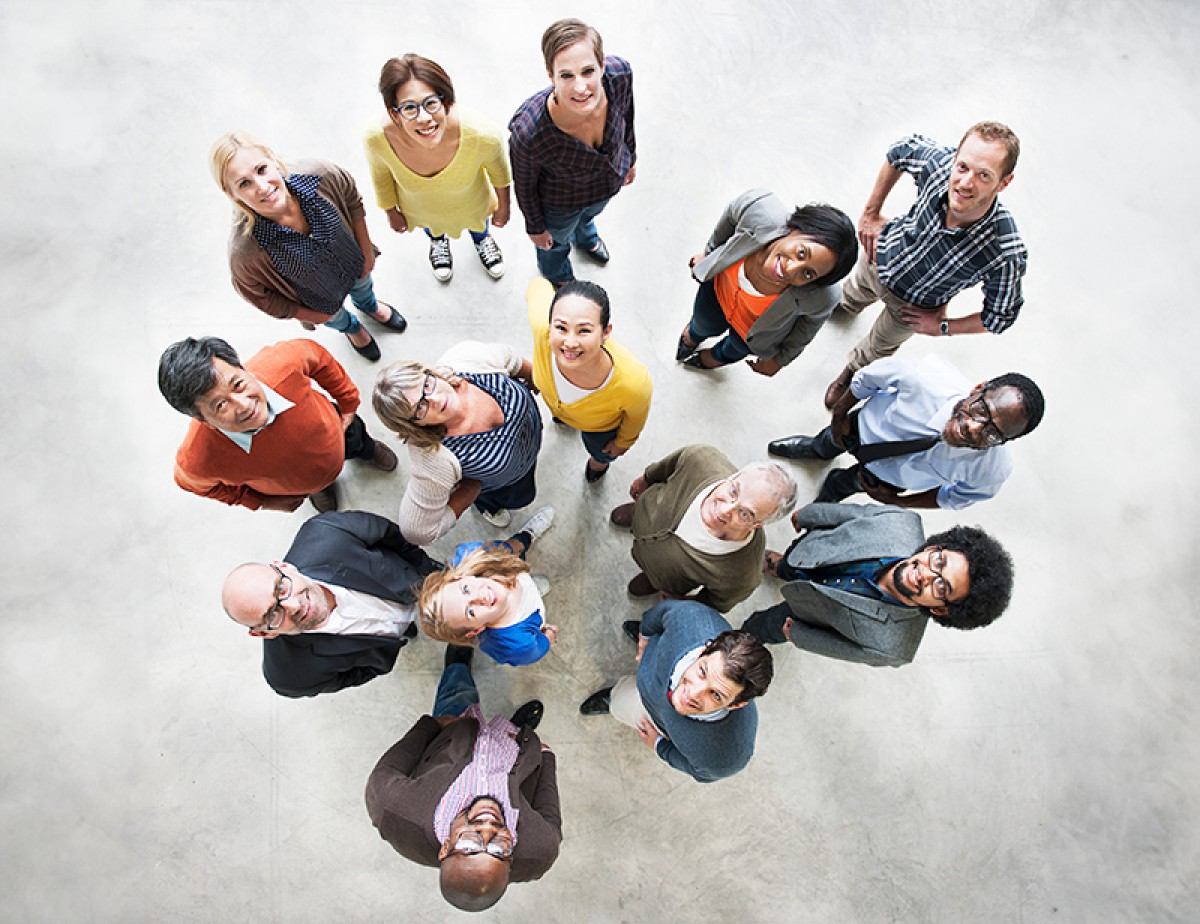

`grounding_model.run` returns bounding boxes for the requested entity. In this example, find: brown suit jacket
[365,715,561,881]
